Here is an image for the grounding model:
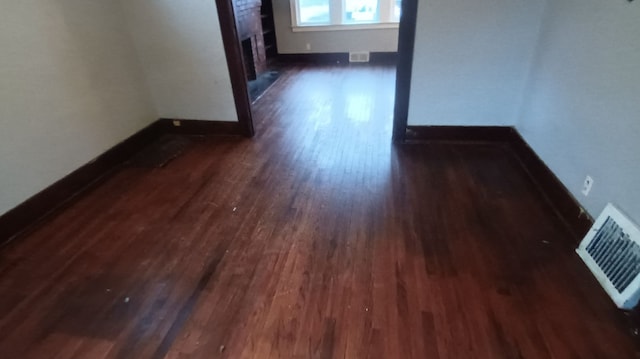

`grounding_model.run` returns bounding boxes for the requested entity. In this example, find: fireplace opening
[241,38,257,81]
